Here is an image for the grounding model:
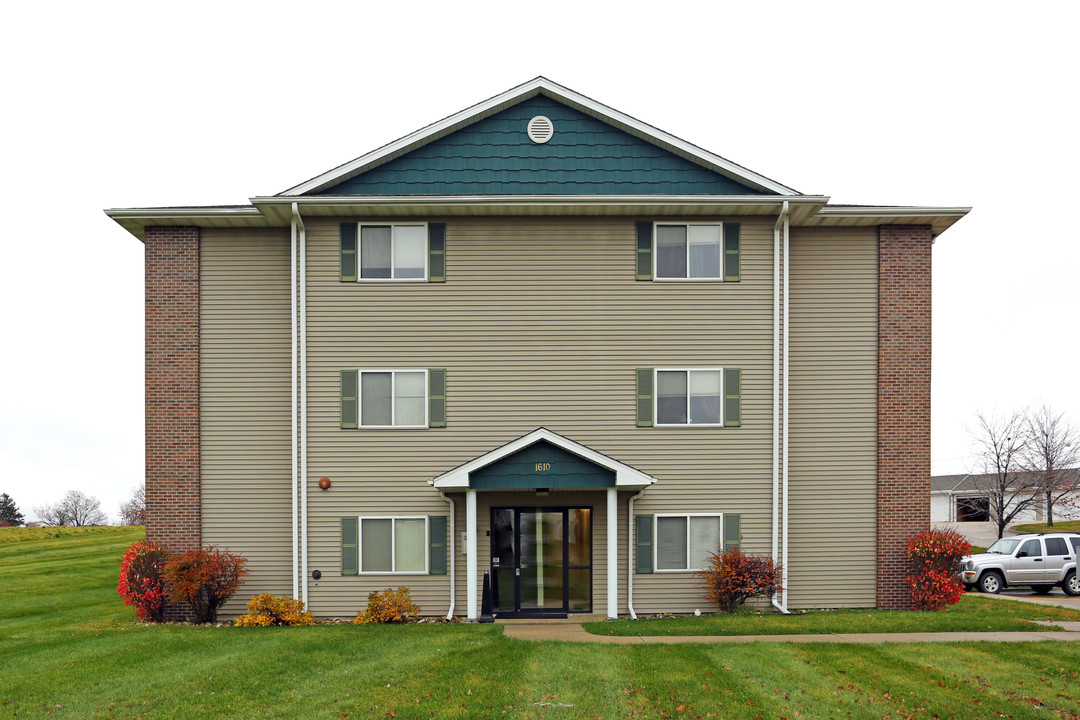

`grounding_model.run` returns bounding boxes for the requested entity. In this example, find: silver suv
[960,533,1080,596]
